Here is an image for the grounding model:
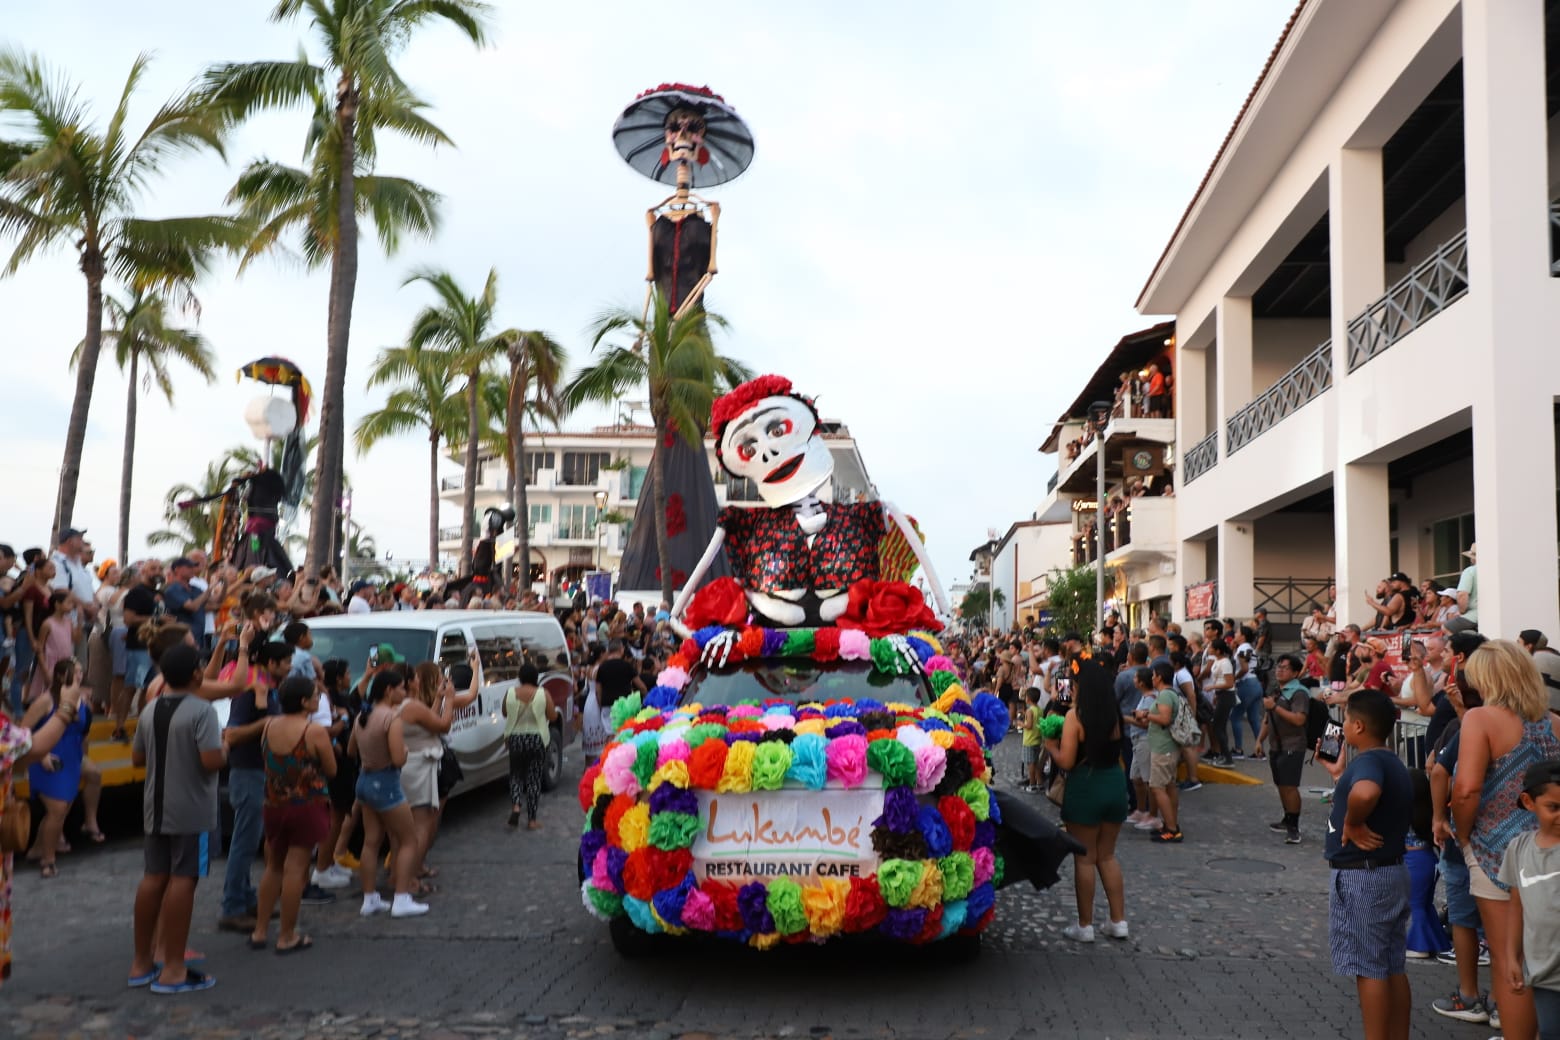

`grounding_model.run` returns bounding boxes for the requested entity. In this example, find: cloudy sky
[4,0,1295,590]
